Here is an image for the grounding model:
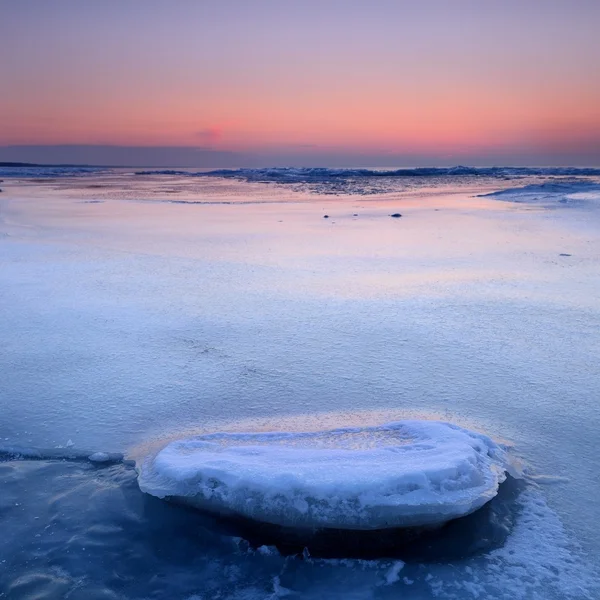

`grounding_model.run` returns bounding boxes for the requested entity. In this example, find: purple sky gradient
[1,0,599,166]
